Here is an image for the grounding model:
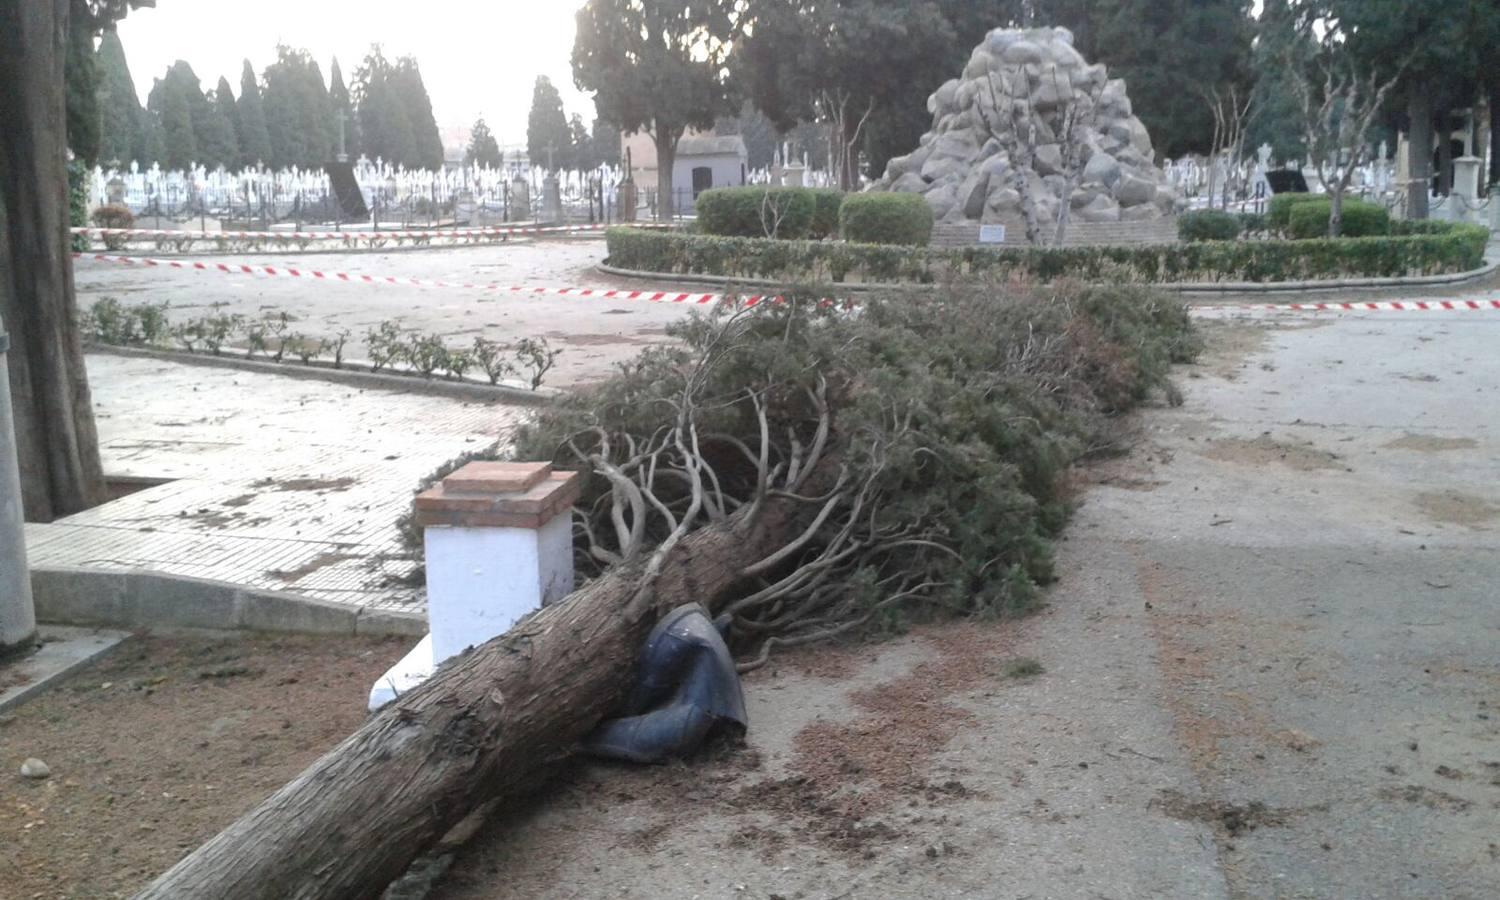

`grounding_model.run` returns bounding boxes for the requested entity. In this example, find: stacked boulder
[872,27,1180,227]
